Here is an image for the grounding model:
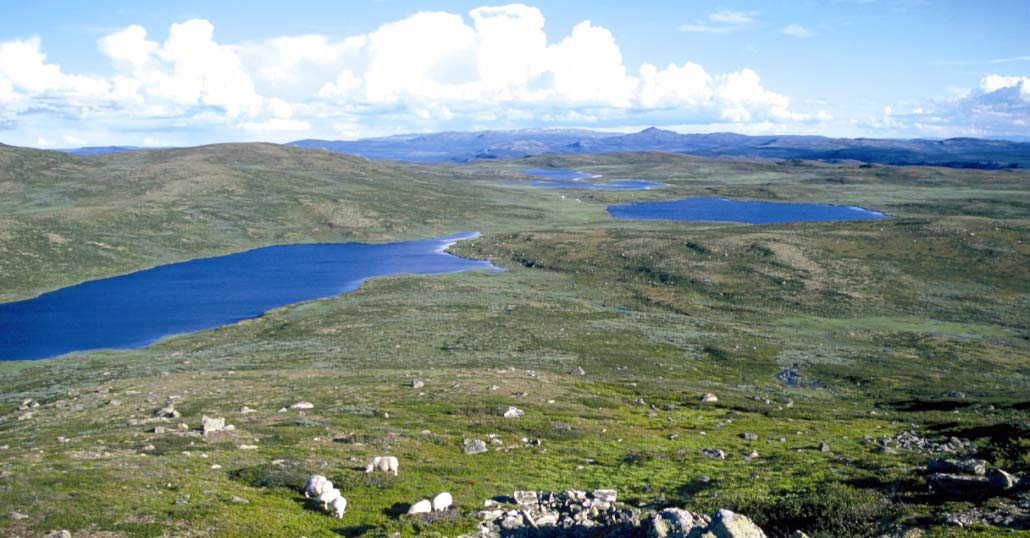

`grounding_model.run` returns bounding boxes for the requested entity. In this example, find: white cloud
[0,37,112,97]
[781,24,815,38]
[239,118,311,131]
[864,74,1030,136]
[0,5,829,144]
[546,21,637,106]
[678,11,757,34]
